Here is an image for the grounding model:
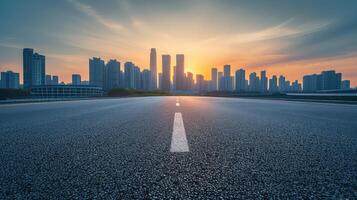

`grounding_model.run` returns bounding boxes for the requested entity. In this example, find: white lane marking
[170,112,189,152]
[176,102,180,106]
